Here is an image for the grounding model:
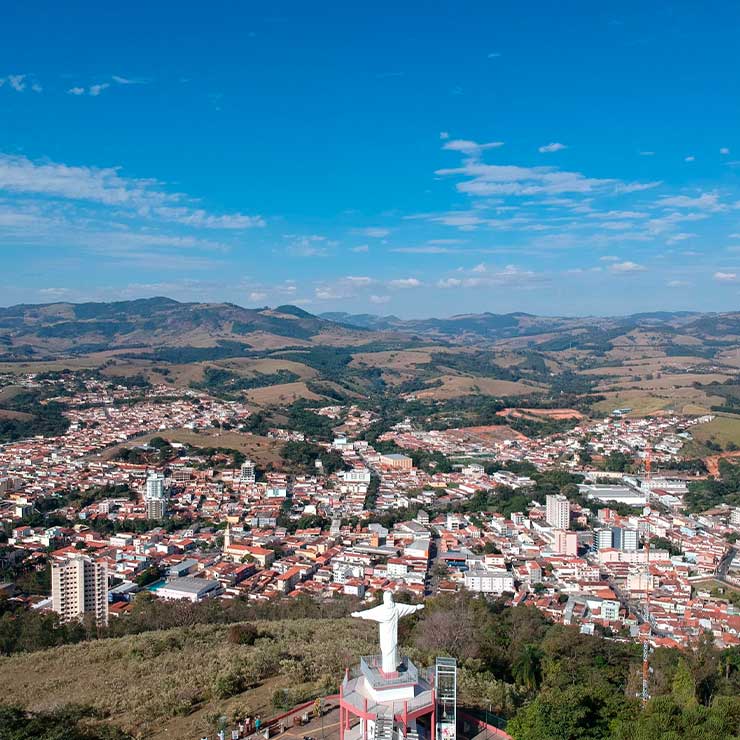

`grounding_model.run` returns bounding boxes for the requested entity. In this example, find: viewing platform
[340,654,436,740]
